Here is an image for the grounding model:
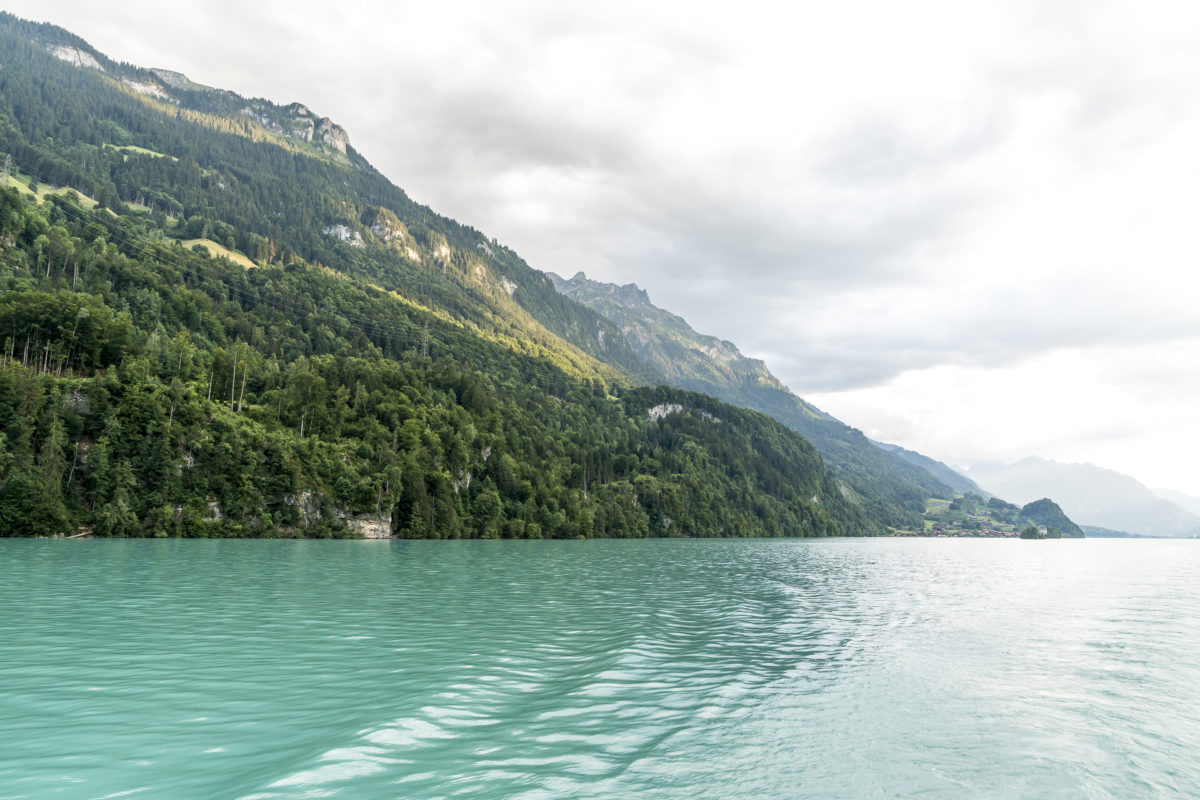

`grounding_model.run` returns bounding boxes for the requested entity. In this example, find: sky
[7,0,1200,494]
